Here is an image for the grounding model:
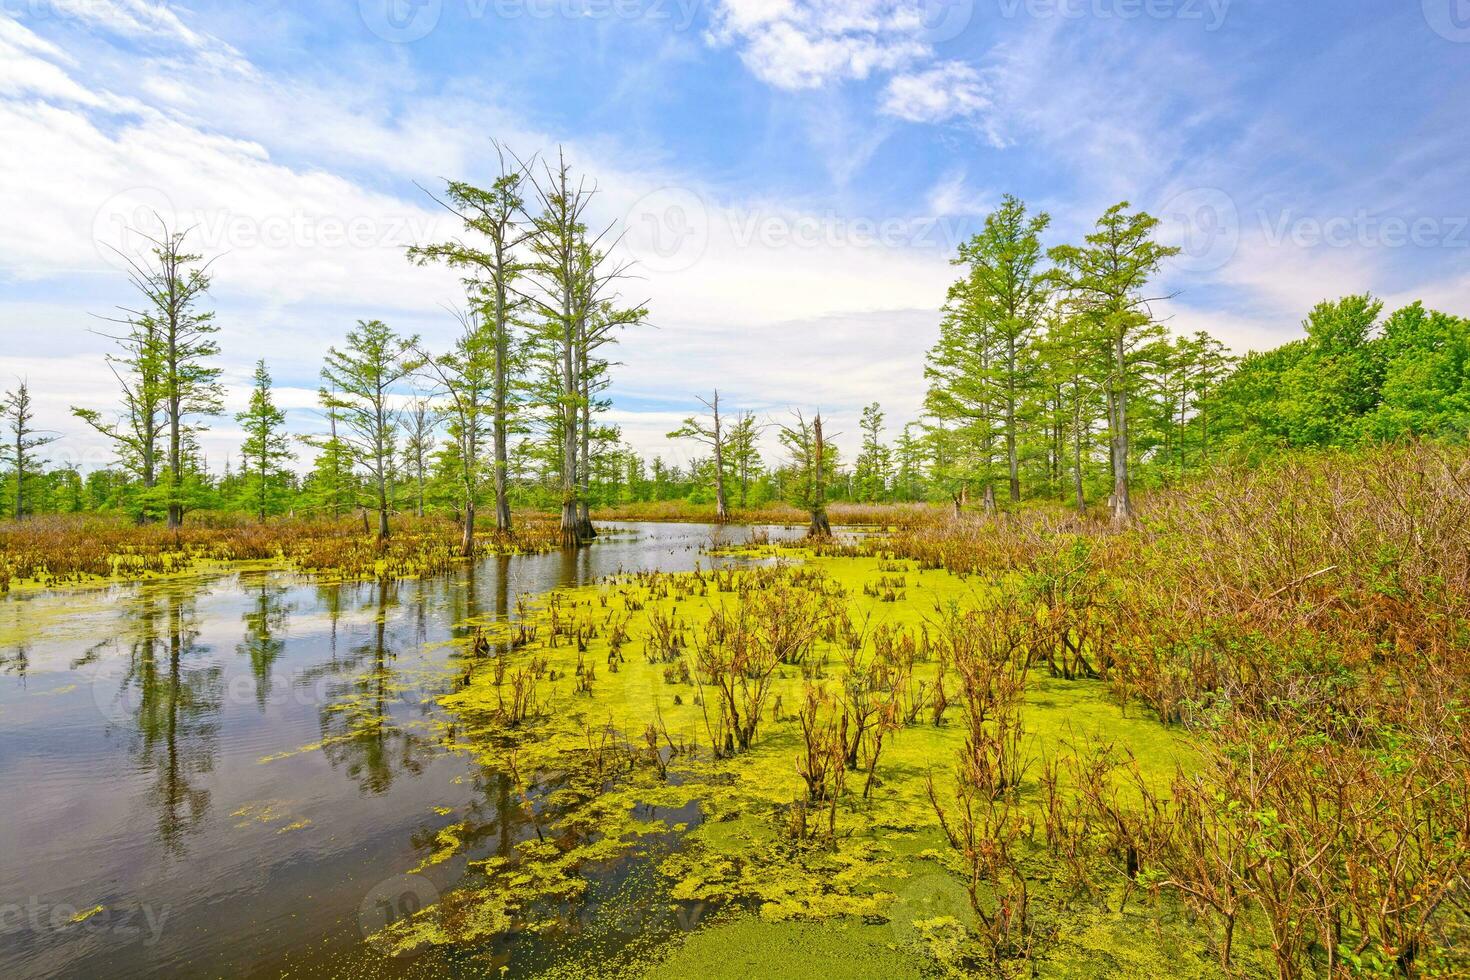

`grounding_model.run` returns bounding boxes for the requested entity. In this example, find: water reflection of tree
[1,645,28,679]
[318,580,425,794]
[126,591,222,855]
[236,576,292,707]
